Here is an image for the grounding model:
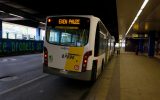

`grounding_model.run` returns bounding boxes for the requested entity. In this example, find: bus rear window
[46,28,89,46]
[46,17,90,47]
